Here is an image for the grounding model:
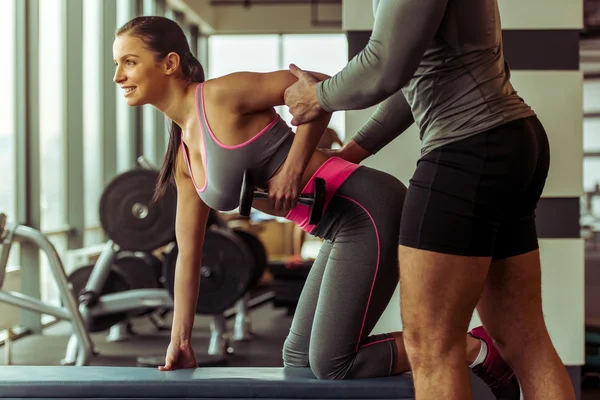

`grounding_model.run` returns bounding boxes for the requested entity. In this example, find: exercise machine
[61,221,254,367]
[0,212,95,366]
